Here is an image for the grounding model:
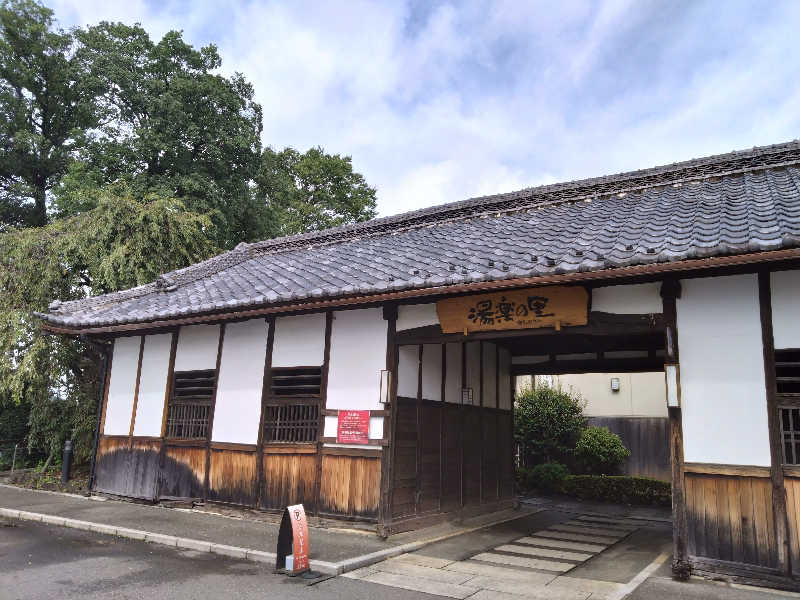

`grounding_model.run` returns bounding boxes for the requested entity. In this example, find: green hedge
[561,475,671,507]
